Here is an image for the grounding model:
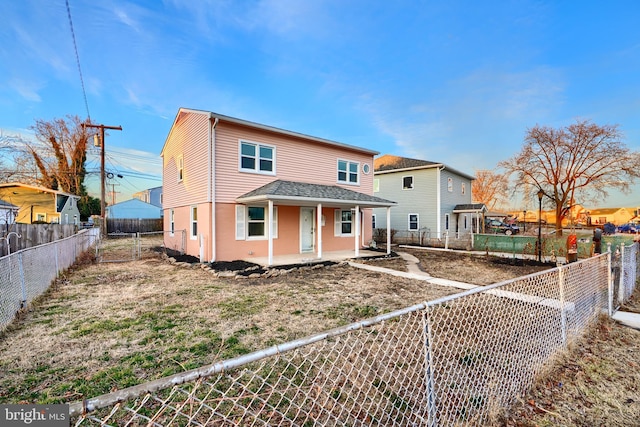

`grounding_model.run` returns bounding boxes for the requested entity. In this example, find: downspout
[209,116,219,262]
[436,166,443,238]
